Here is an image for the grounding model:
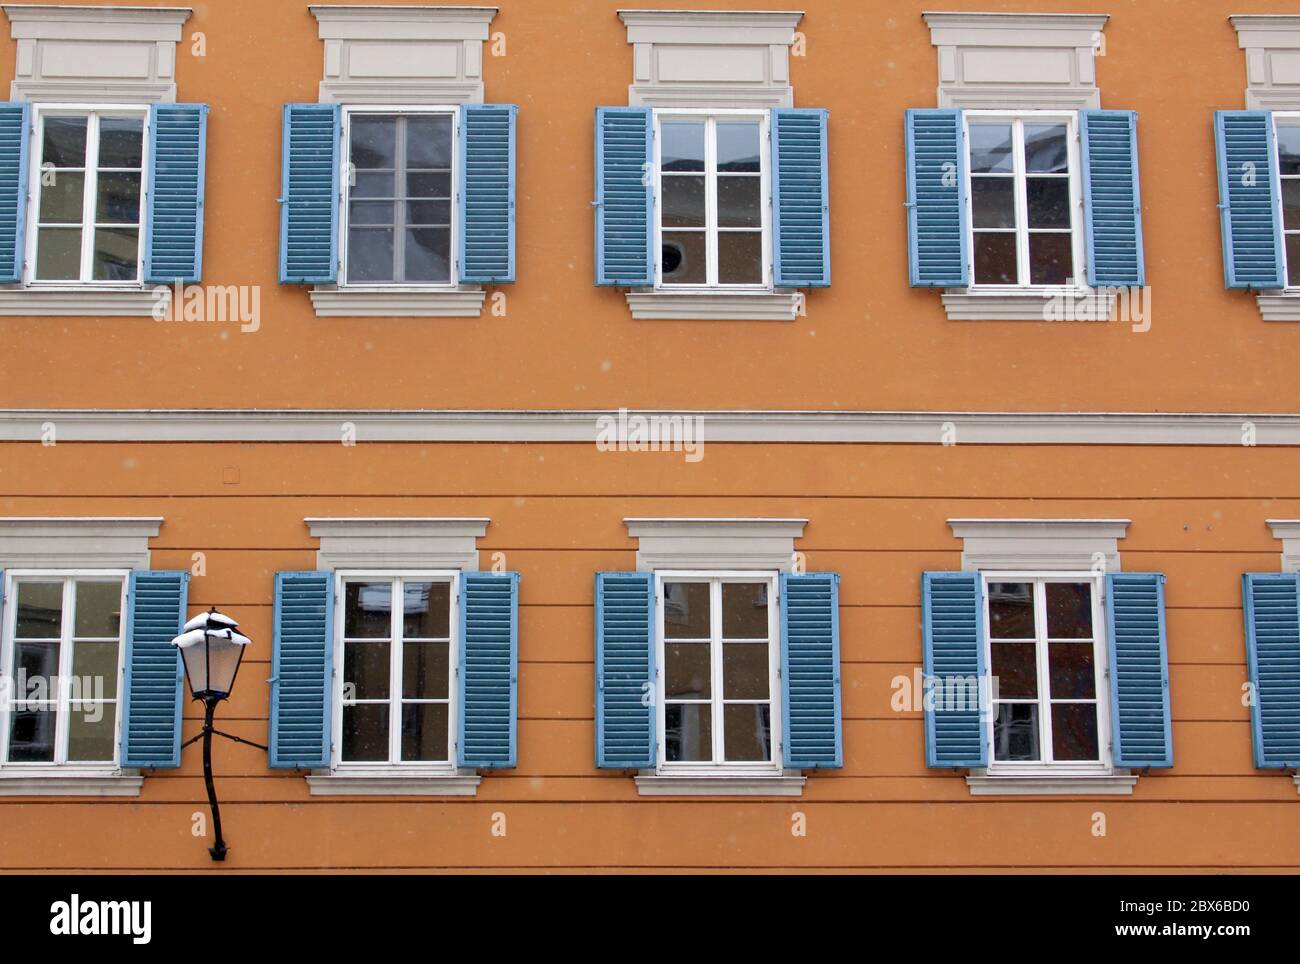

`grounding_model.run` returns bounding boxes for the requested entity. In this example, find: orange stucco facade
[1,0,1299,873]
